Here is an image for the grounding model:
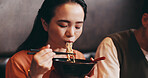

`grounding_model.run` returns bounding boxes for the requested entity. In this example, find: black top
[108,29,148,78]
